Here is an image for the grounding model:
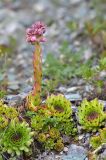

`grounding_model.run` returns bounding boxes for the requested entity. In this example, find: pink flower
[26,21,46,43]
